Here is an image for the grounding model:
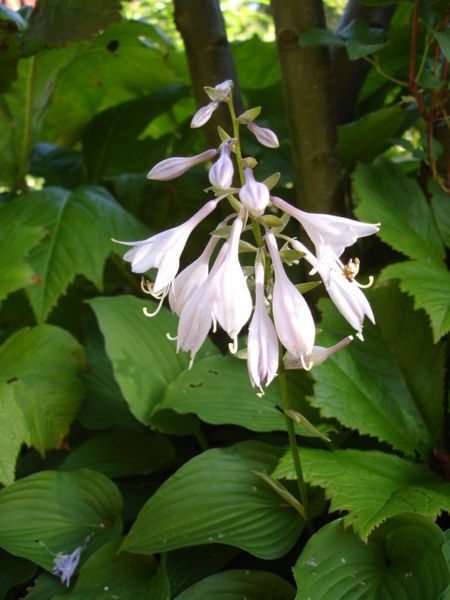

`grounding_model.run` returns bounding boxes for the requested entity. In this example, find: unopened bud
[247,121,279,148]
[209,142,234,189]
[191,101,219,128]
[147,149,217,181]
[204,80,233,102]
[239,168,269,217]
